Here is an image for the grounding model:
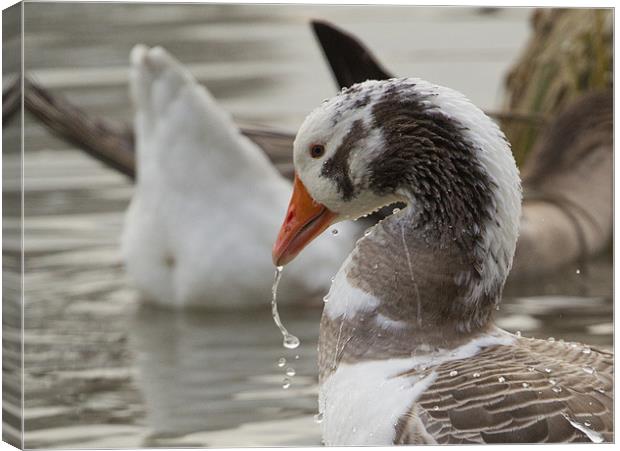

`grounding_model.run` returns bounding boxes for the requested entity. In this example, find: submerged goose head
[274,78,521,334]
